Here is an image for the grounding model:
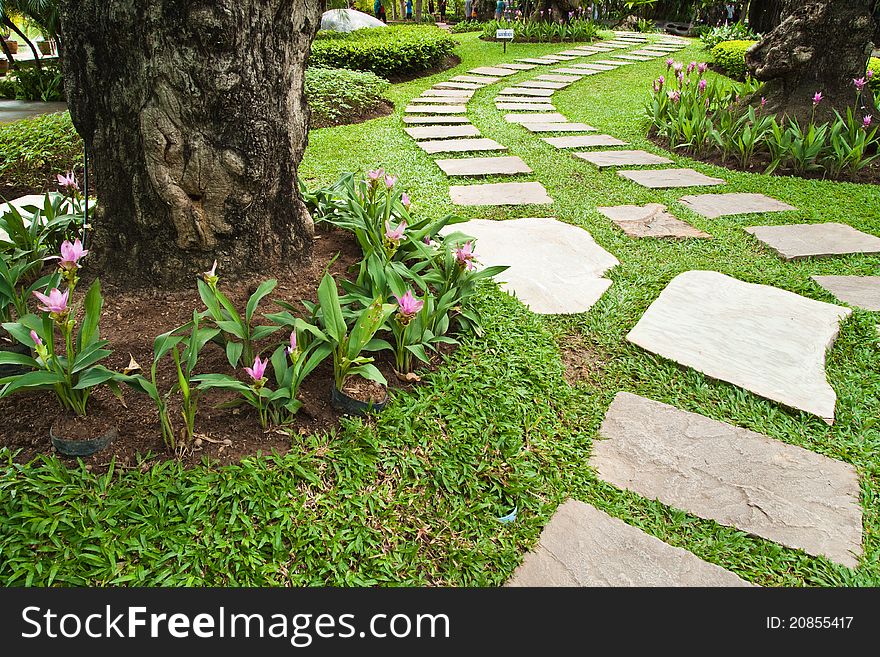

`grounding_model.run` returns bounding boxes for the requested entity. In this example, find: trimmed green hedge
[711,39,757,80]
[306,67,390,128]
[0,111,82,191]
[310,26,456,78]
[868,57,880,91]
